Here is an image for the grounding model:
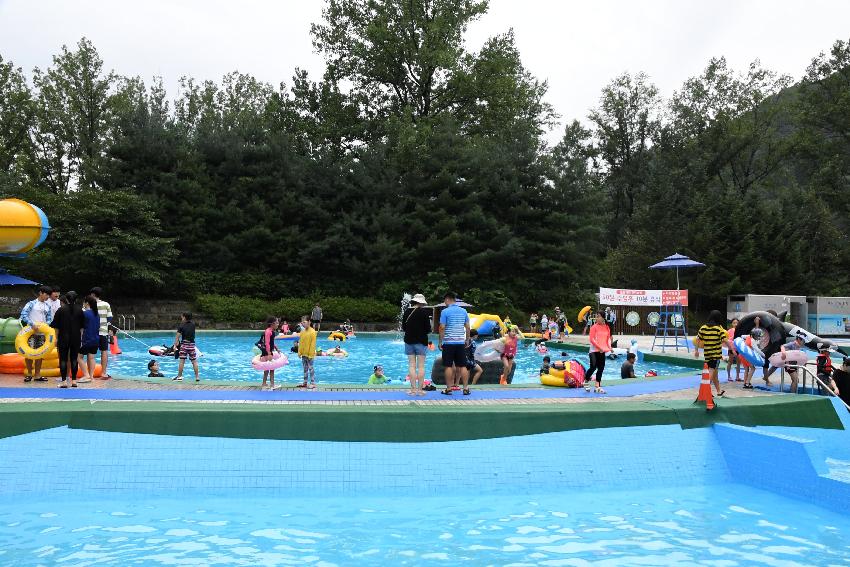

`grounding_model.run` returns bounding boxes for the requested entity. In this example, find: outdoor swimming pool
[3,485,849,565]
[109,331,695,384]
